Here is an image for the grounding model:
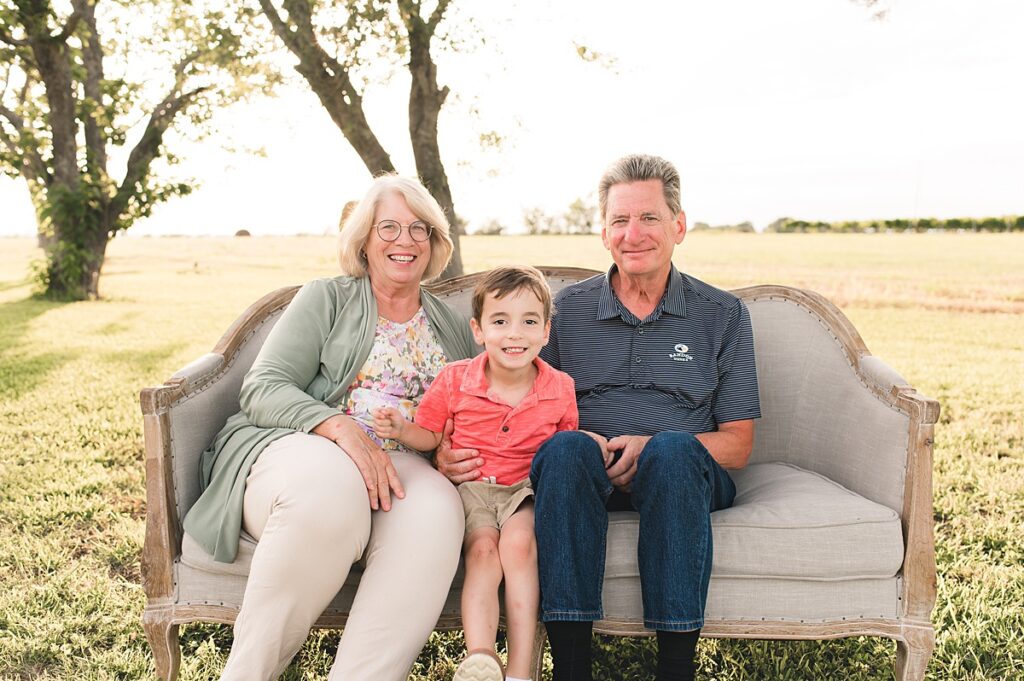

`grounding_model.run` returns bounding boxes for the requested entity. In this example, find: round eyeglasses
[375,220,433,242]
